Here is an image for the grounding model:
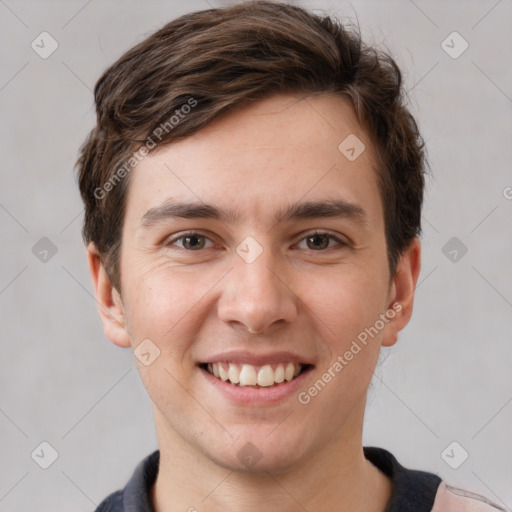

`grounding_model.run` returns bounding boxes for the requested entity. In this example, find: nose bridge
[217,238,297,332]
